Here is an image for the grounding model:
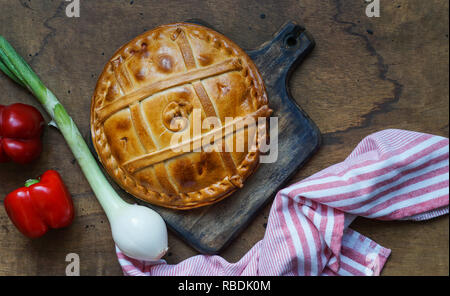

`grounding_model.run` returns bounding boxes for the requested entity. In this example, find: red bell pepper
[0,103,44,164]
[4,170,74,238]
